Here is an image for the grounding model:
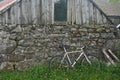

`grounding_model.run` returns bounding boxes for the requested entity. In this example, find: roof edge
[0,0,21,14]
[89,0,114,25]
